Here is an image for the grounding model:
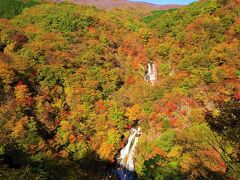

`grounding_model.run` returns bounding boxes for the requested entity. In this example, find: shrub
[154,130,176,152]
[159,63,171,76]
[236,70,240,79]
